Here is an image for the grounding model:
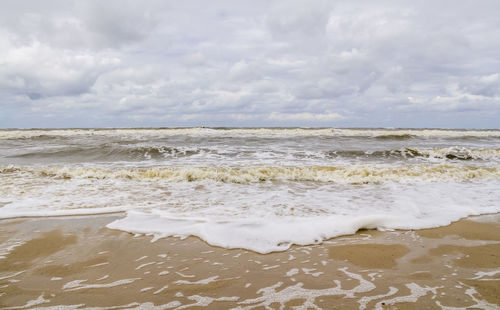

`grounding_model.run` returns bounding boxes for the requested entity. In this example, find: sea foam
[2,164,499,183]
[104,179,500,253]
